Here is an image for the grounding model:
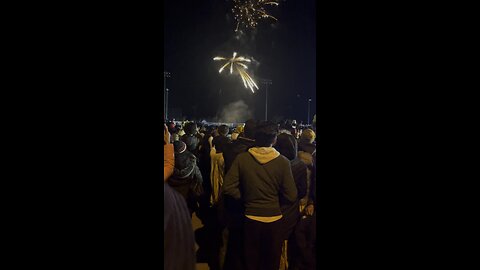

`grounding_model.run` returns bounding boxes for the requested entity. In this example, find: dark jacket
[223,147,297,217]
[218,136,255,226]
[275,133,297,161]
[167,151,203,200]
[275,133,307,206]
[198,134,212,166]
[298,140,316,205]
[275,133,308,239]
[294,213,316,270]
[223,136,255,175]
[164,183,196,270]
[280,158,307,240]
[212,135,231,153]
[298,140,316,156]
[309,152,316,205]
